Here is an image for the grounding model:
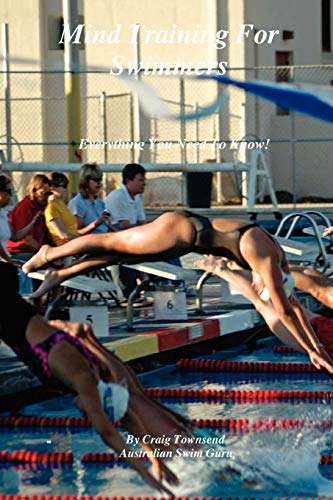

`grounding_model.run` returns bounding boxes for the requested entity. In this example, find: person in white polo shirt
[105,163,146,230]
[105,163,147,298]
[105,163,184,297]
